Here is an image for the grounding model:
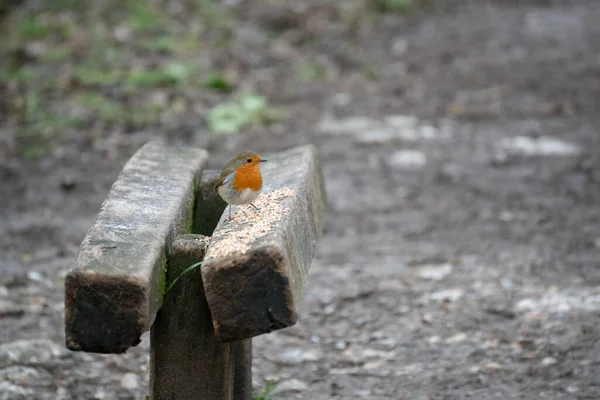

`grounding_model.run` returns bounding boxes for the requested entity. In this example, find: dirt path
[2,1,600,399]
